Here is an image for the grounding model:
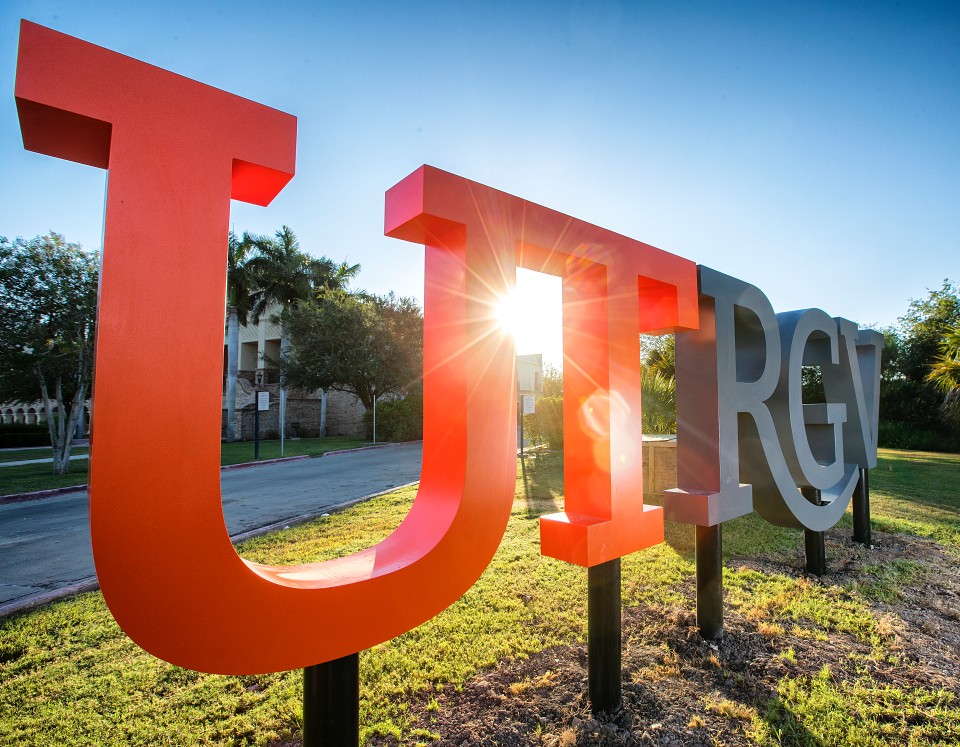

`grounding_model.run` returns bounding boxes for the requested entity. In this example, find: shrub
[0,423,50,448]
[366,395,423,442]
[525,396,563,450]
[877,420,960,453]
